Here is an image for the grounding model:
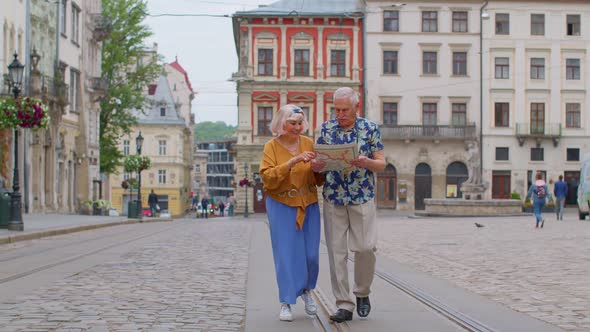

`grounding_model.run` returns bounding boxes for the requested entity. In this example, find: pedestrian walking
[526,172,554,228]
[191,195,199,211]
[553,175,568,220]
[260,104,324,322]
[311,87,386,322]
[218,201,225,216]
[227,193,235,216]
[148,190,159,217]
[201,197,209,219]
